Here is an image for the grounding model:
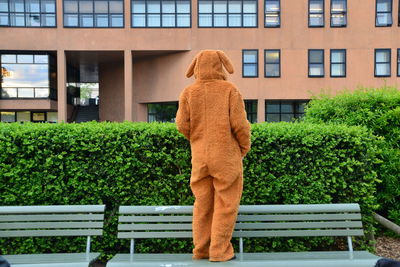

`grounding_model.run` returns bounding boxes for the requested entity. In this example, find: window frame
[308,49,325,78]
[374,48,391,77]
[330,0,347,27]
[397,48,400,77]
[375,0,393,27]
[308,0,324,27]
[265,100,309,123]
[0,0,57,27]
[264,0,280,28]
[264,49,281,78]
[242,49,259,78]
[63,0,125,28]
[330,49,346,78]
[197,0,258,28]
[131,0,192,28]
